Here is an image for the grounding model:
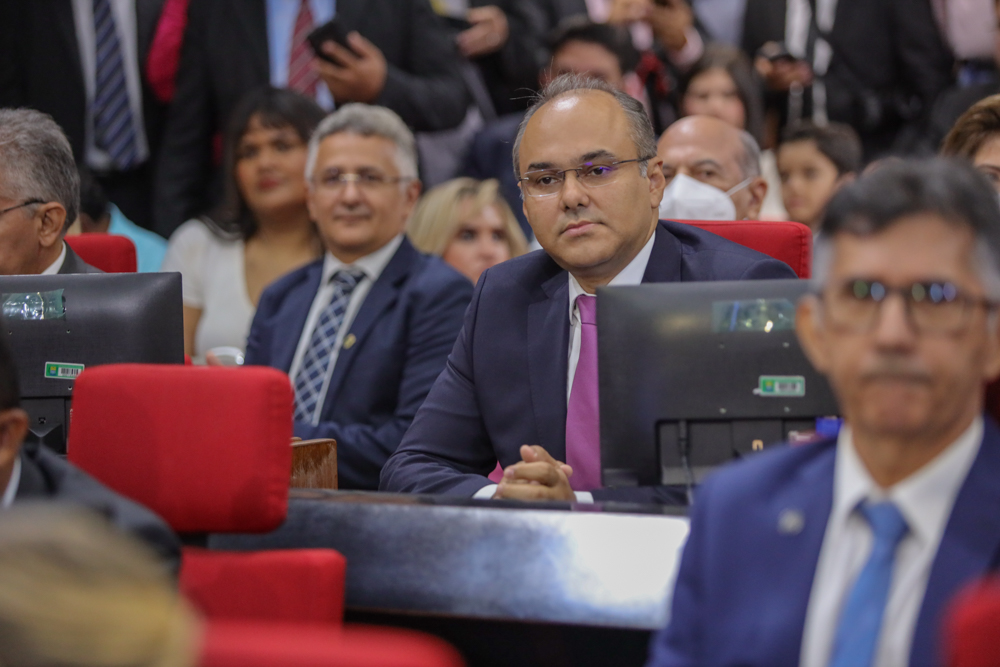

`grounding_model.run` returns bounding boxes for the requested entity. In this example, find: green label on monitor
[756,375,805,397]
[44,362,84,380]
